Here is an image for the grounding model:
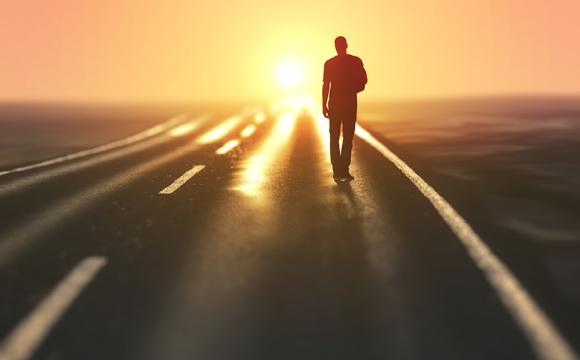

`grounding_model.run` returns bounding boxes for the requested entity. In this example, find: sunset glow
[276,59,304,89]
[1,1,580,102]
